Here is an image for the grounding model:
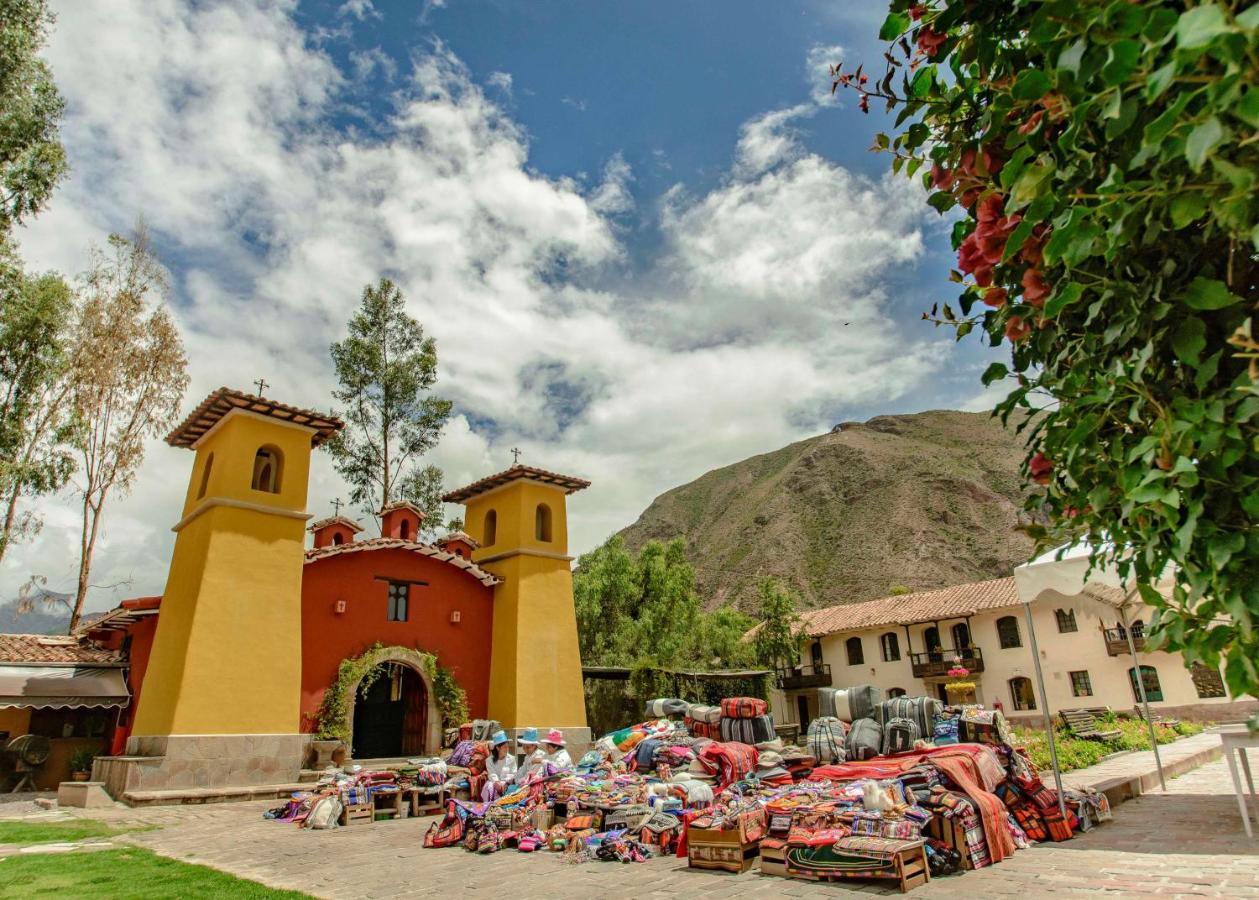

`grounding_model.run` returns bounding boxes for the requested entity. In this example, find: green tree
[327,278,453,534]
[752,578,805,670]
[68,229,188,631]
[573,534,758,669]
[0,0,67,234]
[834,1,1258,701]
[0,243,76,560]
